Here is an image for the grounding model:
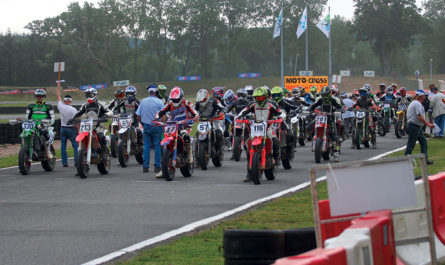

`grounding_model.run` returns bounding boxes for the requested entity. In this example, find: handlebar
[151,118,196,127]
[235,119,283,125]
